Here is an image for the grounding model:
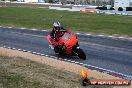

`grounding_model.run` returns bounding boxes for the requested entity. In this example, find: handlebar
[59,30,67,32]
